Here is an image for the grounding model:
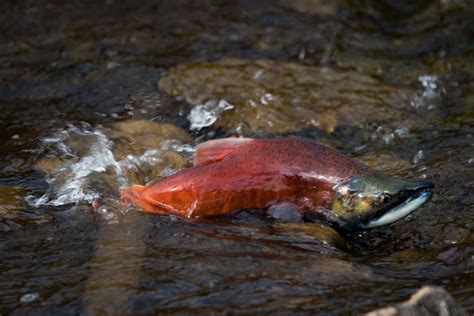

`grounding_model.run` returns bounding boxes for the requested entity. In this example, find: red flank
[120,138,370,219]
